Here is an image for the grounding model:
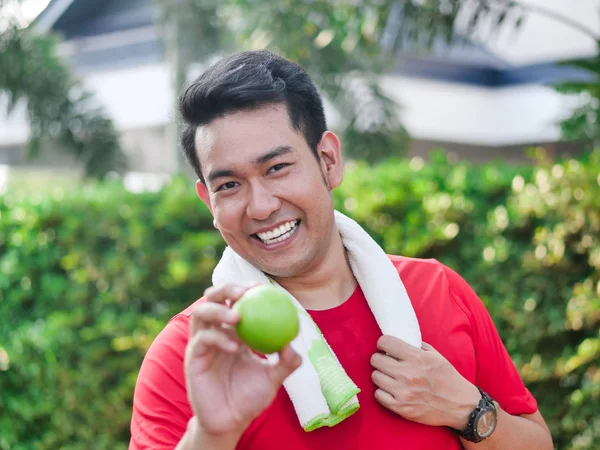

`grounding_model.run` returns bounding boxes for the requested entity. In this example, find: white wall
[0,62,173,146]
[5,0,600,145]
[85,63,173,129]
[381,75,578,146]
[0,62,581,166]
